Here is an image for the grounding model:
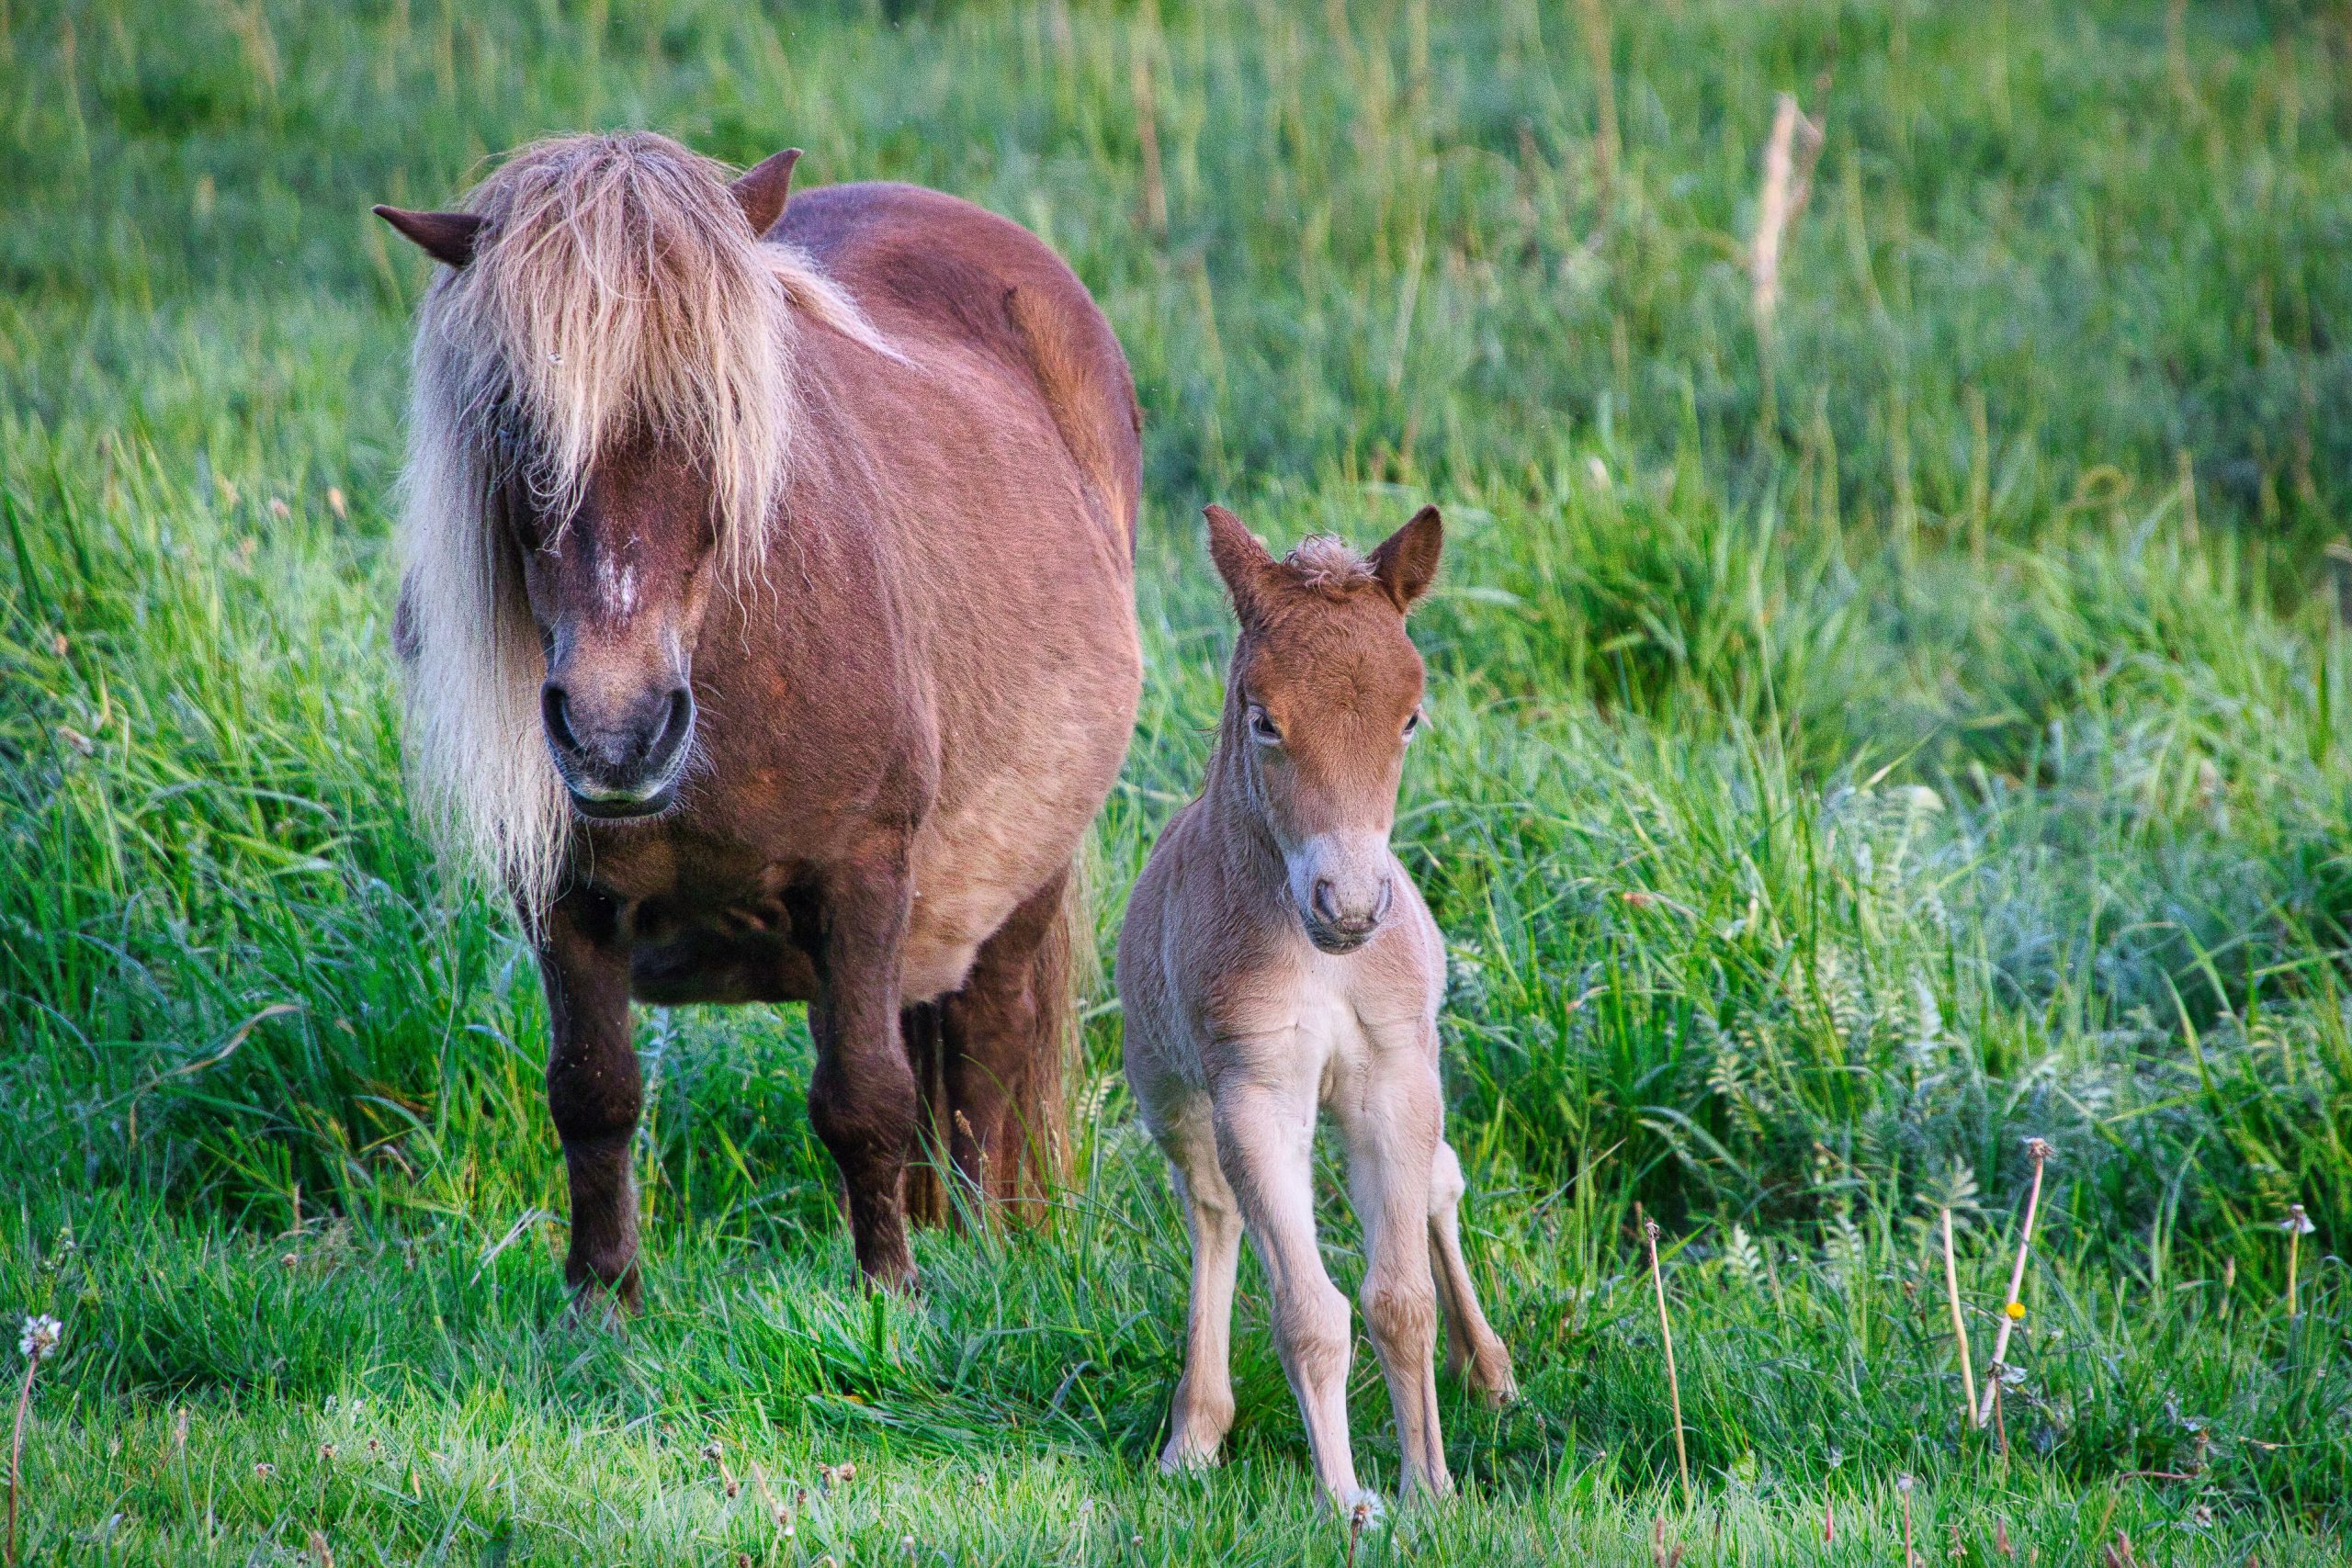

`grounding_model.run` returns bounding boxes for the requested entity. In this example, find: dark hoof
[860,1253,922,1297]
[566,1262,643,1325]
